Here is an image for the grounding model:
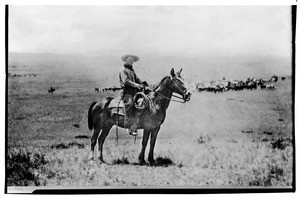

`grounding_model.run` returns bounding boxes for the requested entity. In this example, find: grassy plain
[7,54,293,189]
